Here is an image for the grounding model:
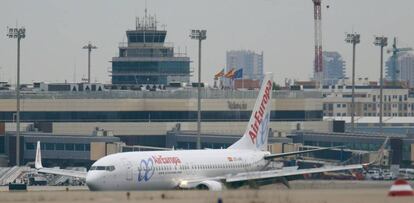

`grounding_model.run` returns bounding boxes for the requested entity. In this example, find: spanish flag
[214,69,225,79]
[224,68,236,78]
